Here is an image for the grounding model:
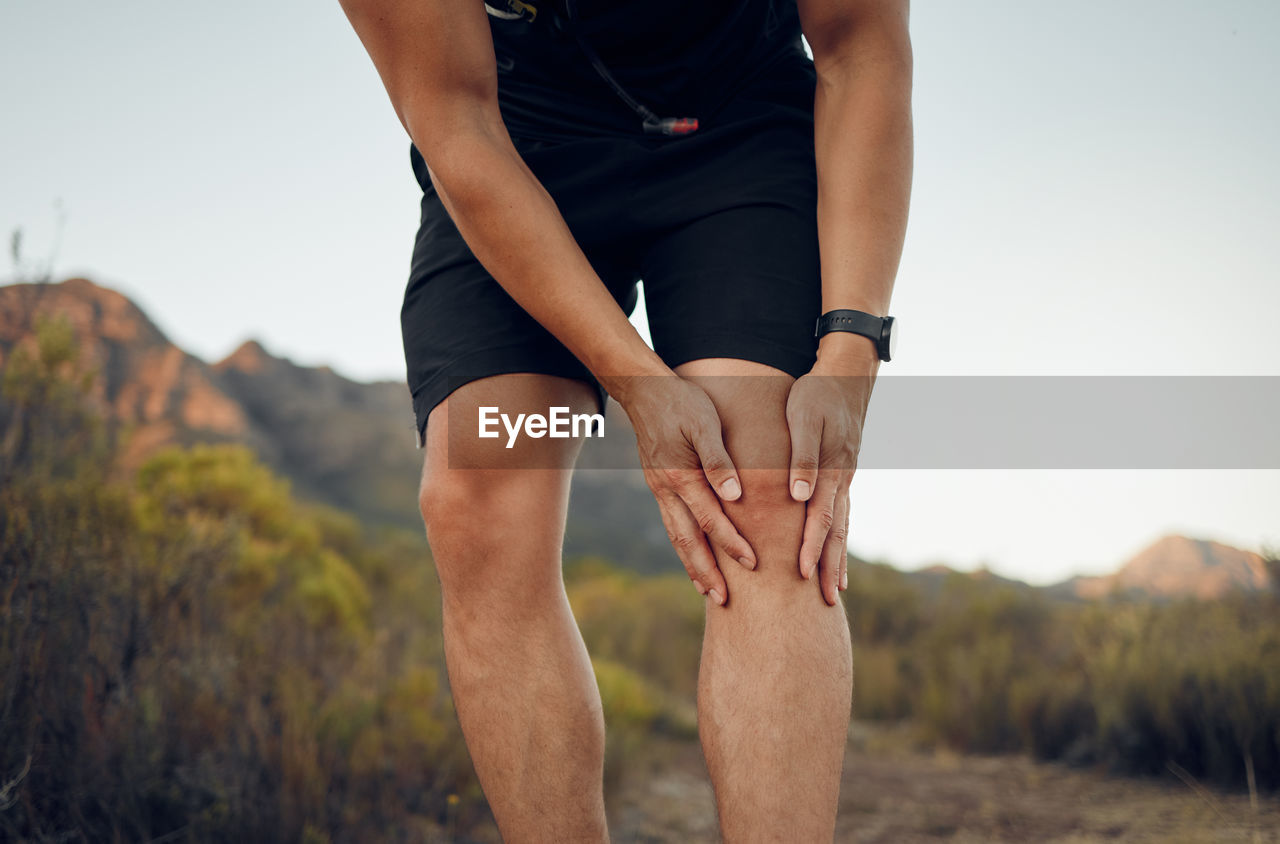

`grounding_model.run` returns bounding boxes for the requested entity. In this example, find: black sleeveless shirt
[487,0,814,141]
